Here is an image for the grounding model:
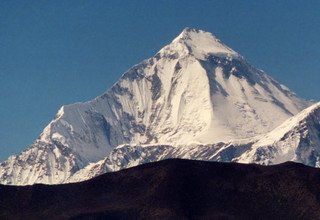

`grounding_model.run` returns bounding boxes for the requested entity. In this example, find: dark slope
[1,159,320,220]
